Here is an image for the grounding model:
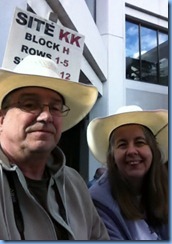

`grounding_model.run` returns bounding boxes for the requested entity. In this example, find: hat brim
[0,69,98,132]
[87,110,168,164]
